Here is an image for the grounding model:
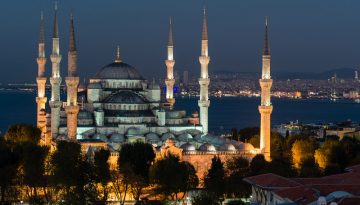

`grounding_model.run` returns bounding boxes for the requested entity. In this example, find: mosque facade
[35,5,272,177]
